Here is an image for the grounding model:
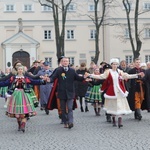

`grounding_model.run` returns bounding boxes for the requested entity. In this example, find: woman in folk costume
[86,58,143,128]
[0,65,46,133]
[85,67,103,116]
